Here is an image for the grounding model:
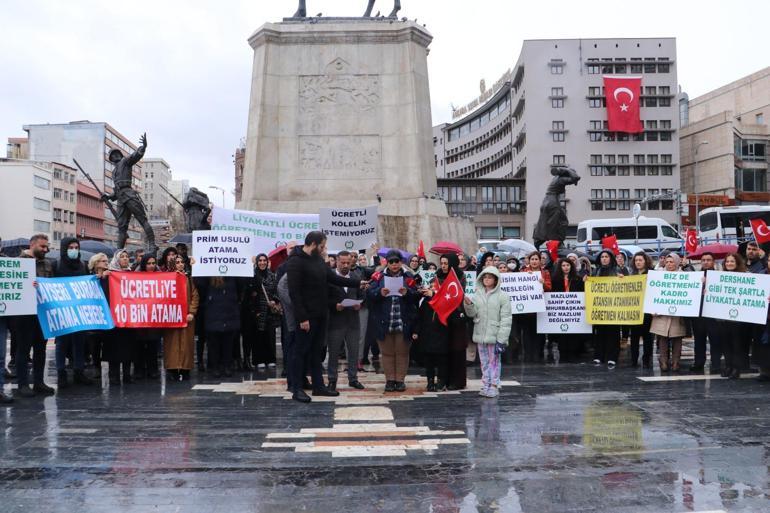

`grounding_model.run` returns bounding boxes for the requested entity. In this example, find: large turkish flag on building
[603,76,643,133]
